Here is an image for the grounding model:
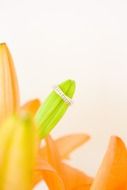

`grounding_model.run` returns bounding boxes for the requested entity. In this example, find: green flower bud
[35,79,76,139]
